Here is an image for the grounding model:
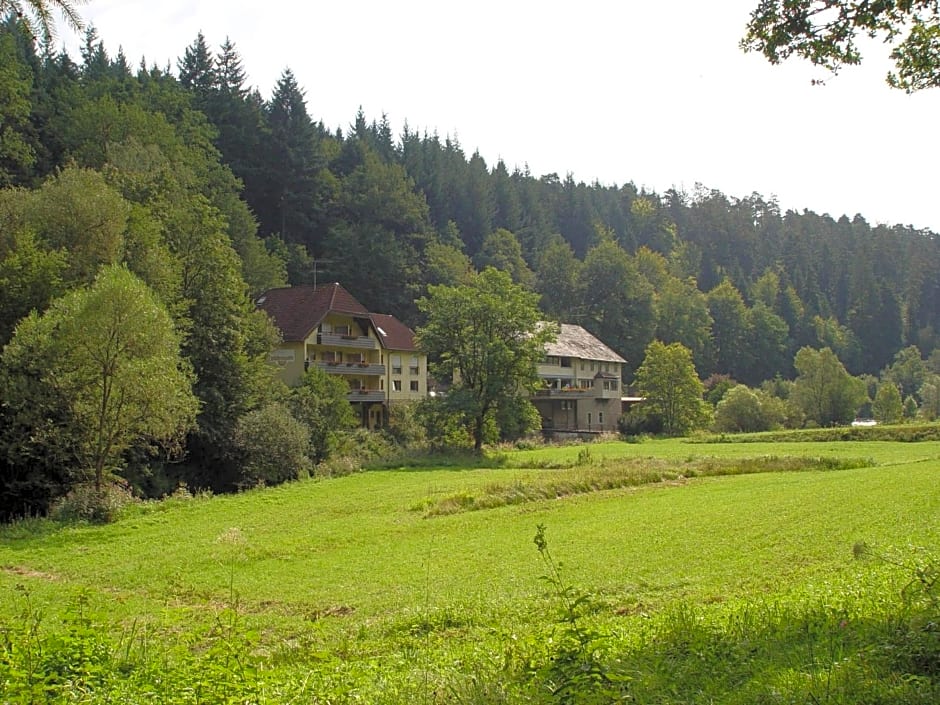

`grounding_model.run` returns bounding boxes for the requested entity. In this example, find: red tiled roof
[256,283,370,342]
[370,313,417,351]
